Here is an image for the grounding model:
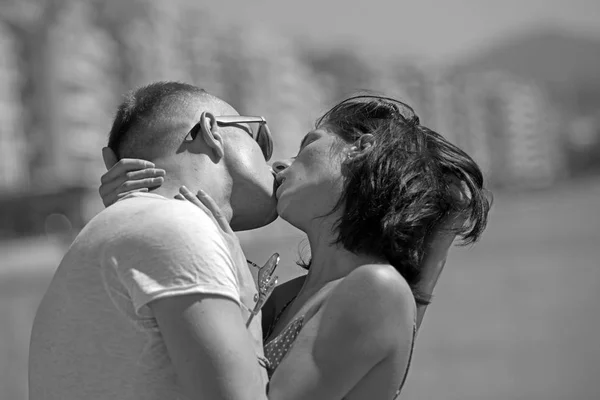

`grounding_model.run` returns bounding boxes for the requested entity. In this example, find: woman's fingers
[192,187,223,218]
[100,170,165,196]
[101,193,119,208]
[176,187,213,220]
[116,188,149,200]
[193,187,229,229]
[100,158,157,185]
[123,168,166,182]
[99,162,165,207]
[99,173,164,202]
[178,187,207,209]
[178,186,233,234]
[116,176,164,195]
